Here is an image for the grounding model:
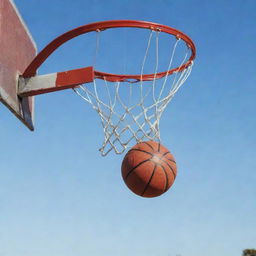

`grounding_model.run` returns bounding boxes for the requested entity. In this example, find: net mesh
[74,29,193,156]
